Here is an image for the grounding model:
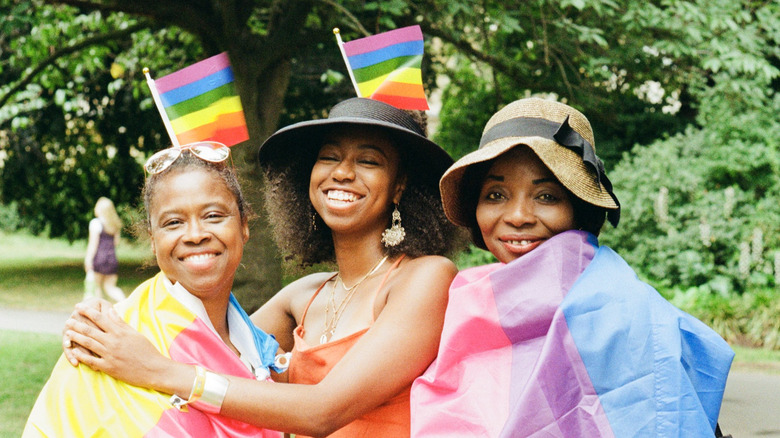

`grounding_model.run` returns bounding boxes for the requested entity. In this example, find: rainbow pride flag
[340,25,429,110]
[411,231,733,437]
[24,273,281,438]
[153,52,249,147]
